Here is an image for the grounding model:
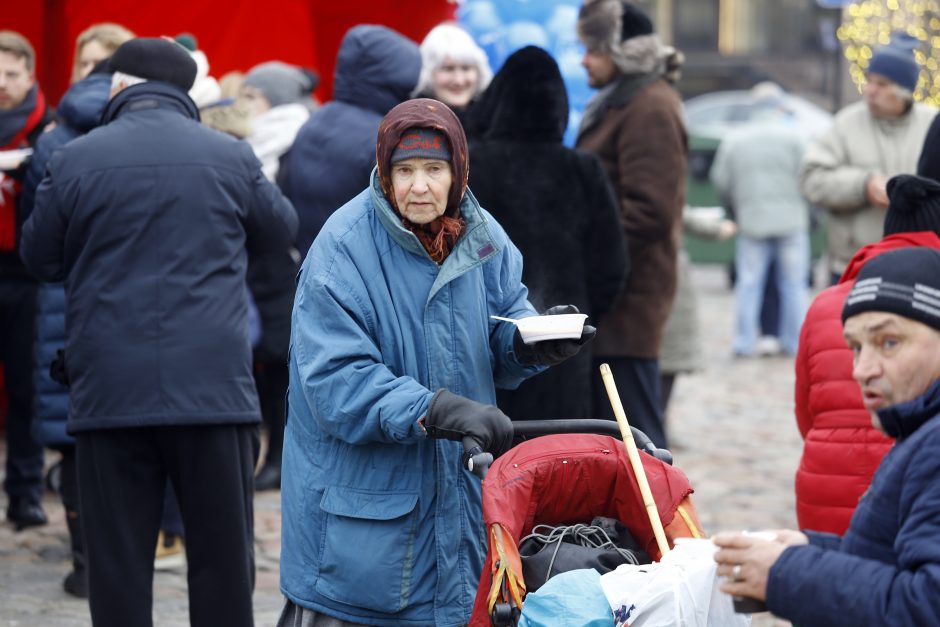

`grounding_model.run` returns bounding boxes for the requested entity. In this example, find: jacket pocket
[315,486,420,613]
